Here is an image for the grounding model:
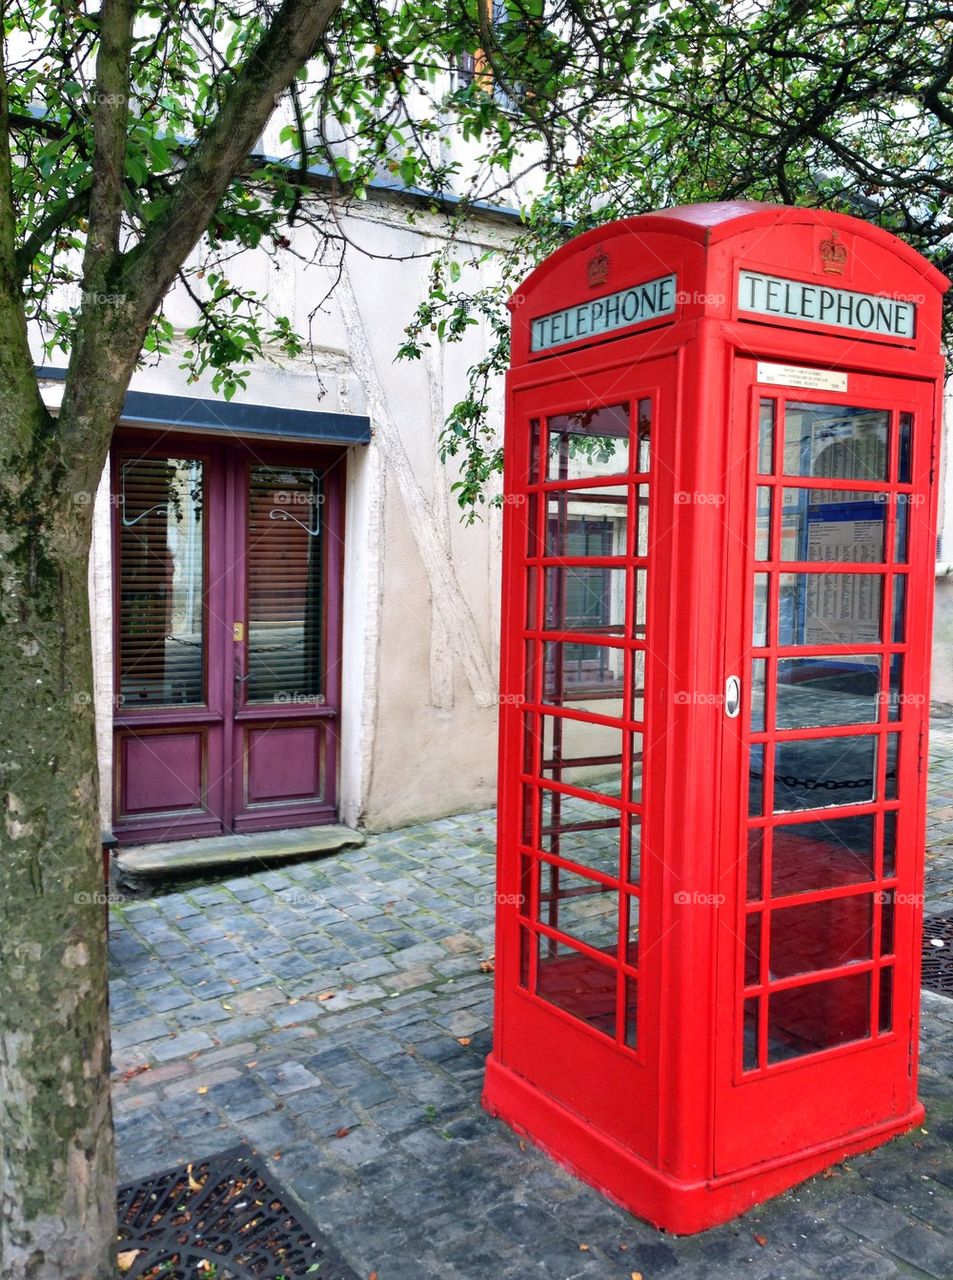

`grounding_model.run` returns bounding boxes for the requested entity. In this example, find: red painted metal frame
[484,202,948,1233]
[110,431,346,843]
